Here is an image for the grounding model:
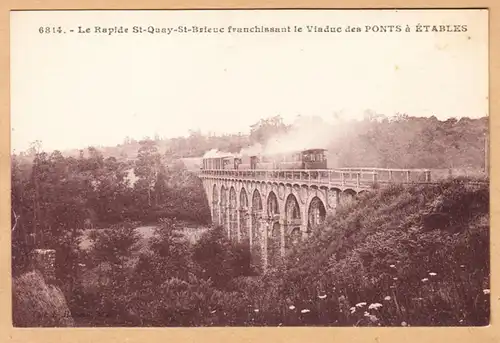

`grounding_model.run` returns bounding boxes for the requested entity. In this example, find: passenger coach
[202,148,327,171]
